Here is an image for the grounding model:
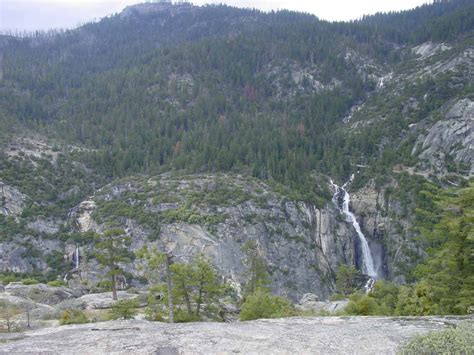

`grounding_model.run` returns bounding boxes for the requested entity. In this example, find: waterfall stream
[74,245,80,269]
[330,179,378,284]
[63,245,80,282]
